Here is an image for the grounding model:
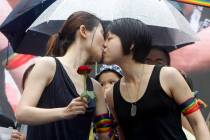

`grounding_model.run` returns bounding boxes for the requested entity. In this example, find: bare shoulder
[159,66,184,95]
[34,57,56,68]
[32,57,56,82]
[160,66,190,95]
[160,66,182,80]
